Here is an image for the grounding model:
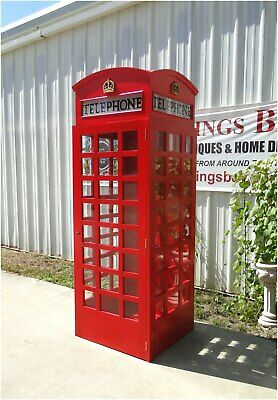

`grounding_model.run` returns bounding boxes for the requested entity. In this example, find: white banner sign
[195,102,277,191]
